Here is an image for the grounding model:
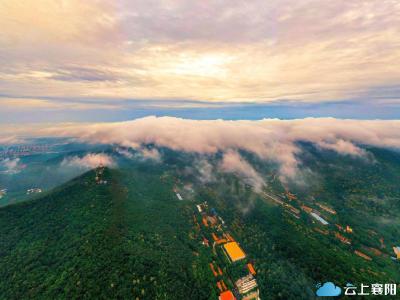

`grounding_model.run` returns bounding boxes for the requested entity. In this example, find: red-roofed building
[219,290,236,300]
